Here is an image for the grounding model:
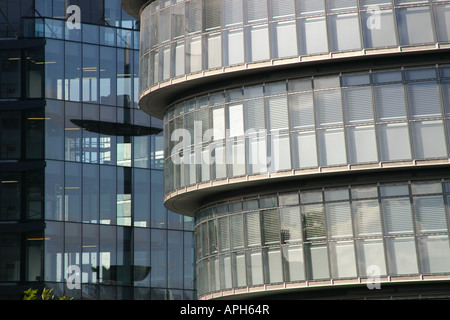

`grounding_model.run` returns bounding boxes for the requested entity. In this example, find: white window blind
[186,0,202,34]
[269,0,295,20]
[326,202,353,239]
[245,211,261,247]
[230,214,244,249]
[407,82,441,119]
[353,200,382,236]
[262,209,280,245]
[289,92,315,129]
[223,0,243,27]
[343,87,374,124]
[414,196,447,233]
[228,104,244,137]
[204,0,221,31]
[315,89,343,127]
[382,198,414,235]
[374,84,407,121]
[245,99,265,130]
[246,0,268,23]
